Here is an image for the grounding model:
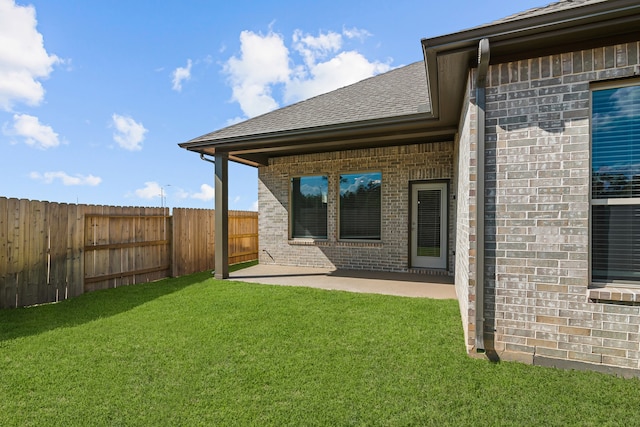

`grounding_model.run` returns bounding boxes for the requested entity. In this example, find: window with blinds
[591,82,640,285]
[339,172,381,240]
[291,176,328,239]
